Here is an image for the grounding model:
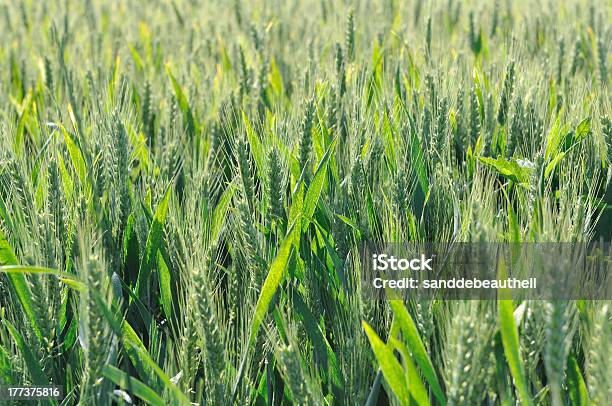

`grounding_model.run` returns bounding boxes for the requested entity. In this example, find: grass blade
[2,319,48,385]
[566,355,589,406]
[499,297,533,406]
[362,321,410,405]
[58,124,87,185]
[156,252,172,320]
[103,365,165,406]
[389,300,445,405]
[302,139,335,230]
[211,183,234,242]
[137,187,171,301]
[390,337,430,406]
[249,223,295,344]
[0,265,86,291]
[0,232,42,340]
